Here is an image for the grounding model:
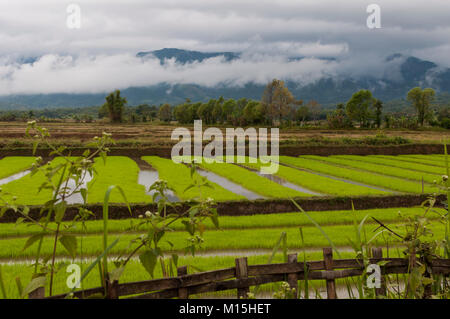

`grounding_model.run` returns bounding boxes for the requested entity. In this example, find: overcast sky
[1,0,449,95]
